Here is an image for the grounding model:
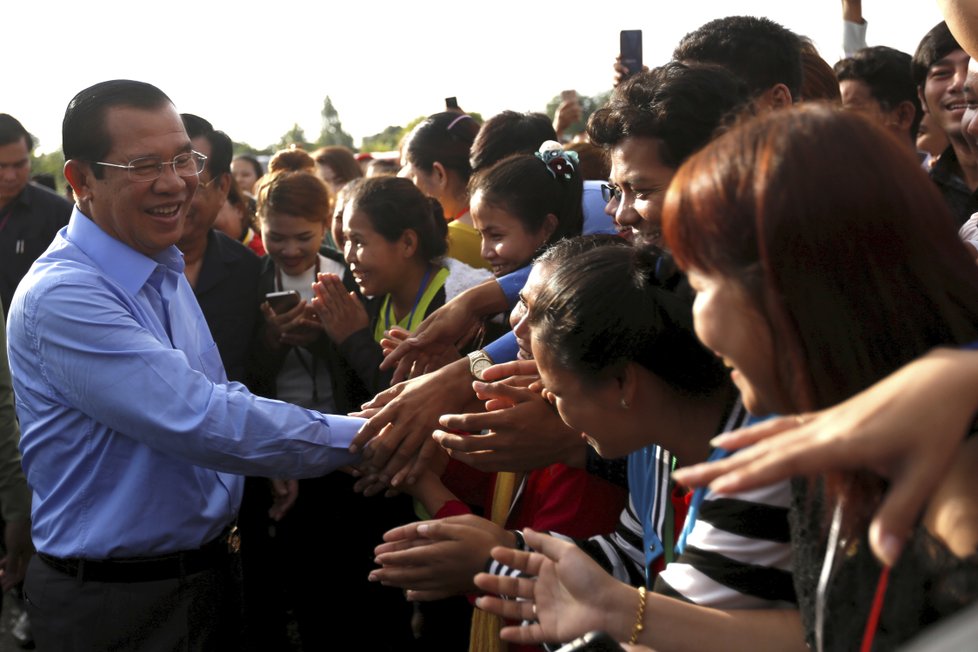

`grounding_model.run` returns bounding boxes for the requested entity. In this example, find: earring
[620,398,629,409]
